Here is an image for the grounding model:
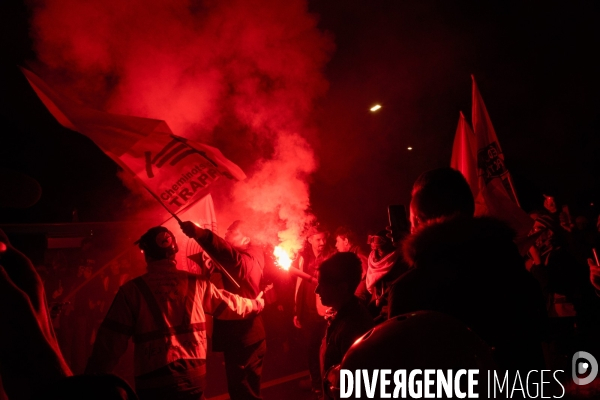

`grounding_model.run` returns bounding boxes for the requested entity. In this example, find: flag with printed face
[451,76,532,240]
[21,67,245,215]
